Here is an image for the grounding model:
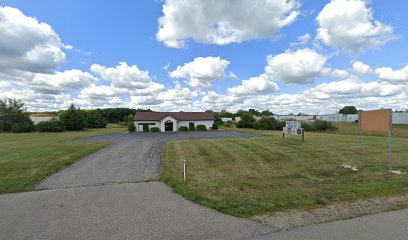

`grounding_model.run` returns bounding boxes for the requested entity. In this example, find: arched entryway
[165,120,173,131]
